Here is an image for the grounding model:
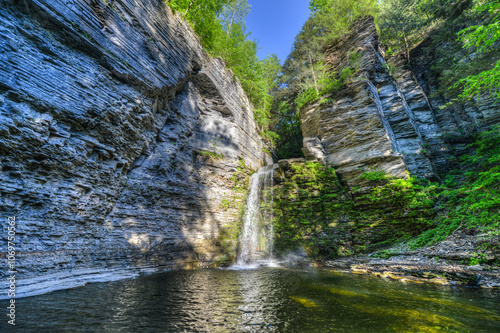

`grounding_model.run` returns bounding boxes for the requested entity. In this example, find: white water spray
[235,164,276,267]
